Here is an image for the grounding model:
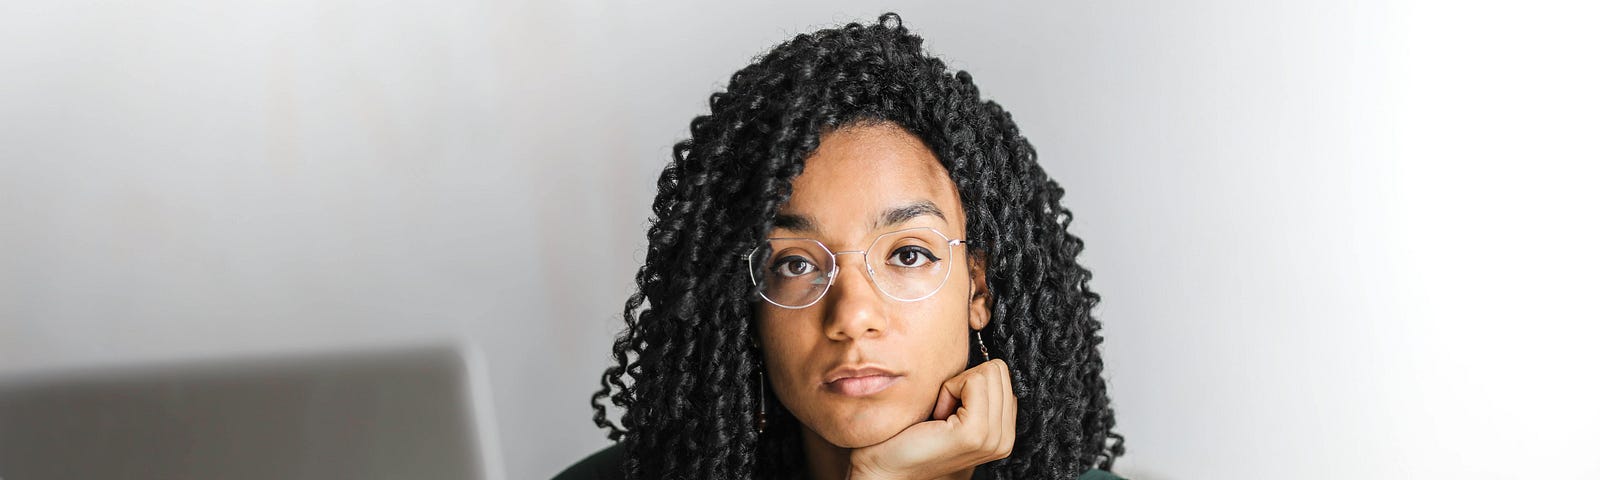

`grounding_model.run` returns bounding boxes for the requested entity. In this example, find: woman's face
[755,123,990,448]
